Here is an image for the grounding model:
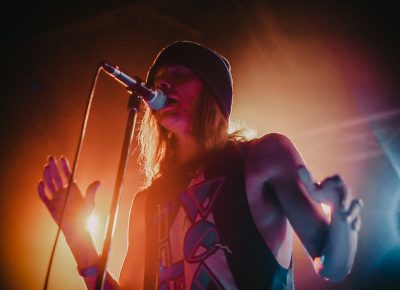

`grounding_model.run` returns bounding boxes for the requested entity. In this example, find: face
[153,65,205,136]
